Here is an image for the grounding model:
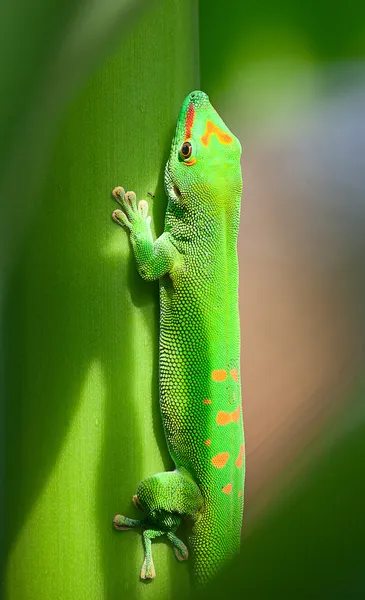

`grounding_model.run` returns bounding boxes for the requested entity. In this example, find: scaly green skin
[112,90,244,586]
